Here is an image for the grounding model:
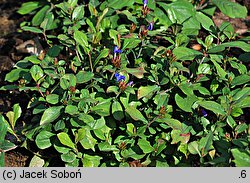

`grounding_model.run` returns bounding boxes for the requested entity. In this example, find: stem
[36,84,44,97]
[88,52,93,72]
[147,116,159,128]
[163,87,174,93]
[199,56,206,64]
[196,3,208,10]
[115,91,122,99]
[50,82,60,94]
[76,48,82,63]
[137,40,144,58]
[88,52,94,93]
